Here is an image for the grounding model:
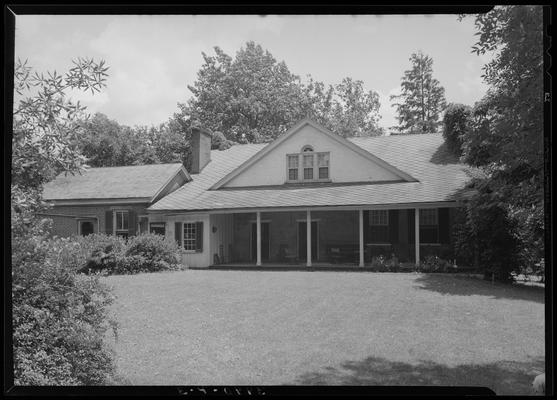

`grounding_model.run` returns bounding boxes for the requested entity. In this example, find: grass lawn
[103,271,545,394]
